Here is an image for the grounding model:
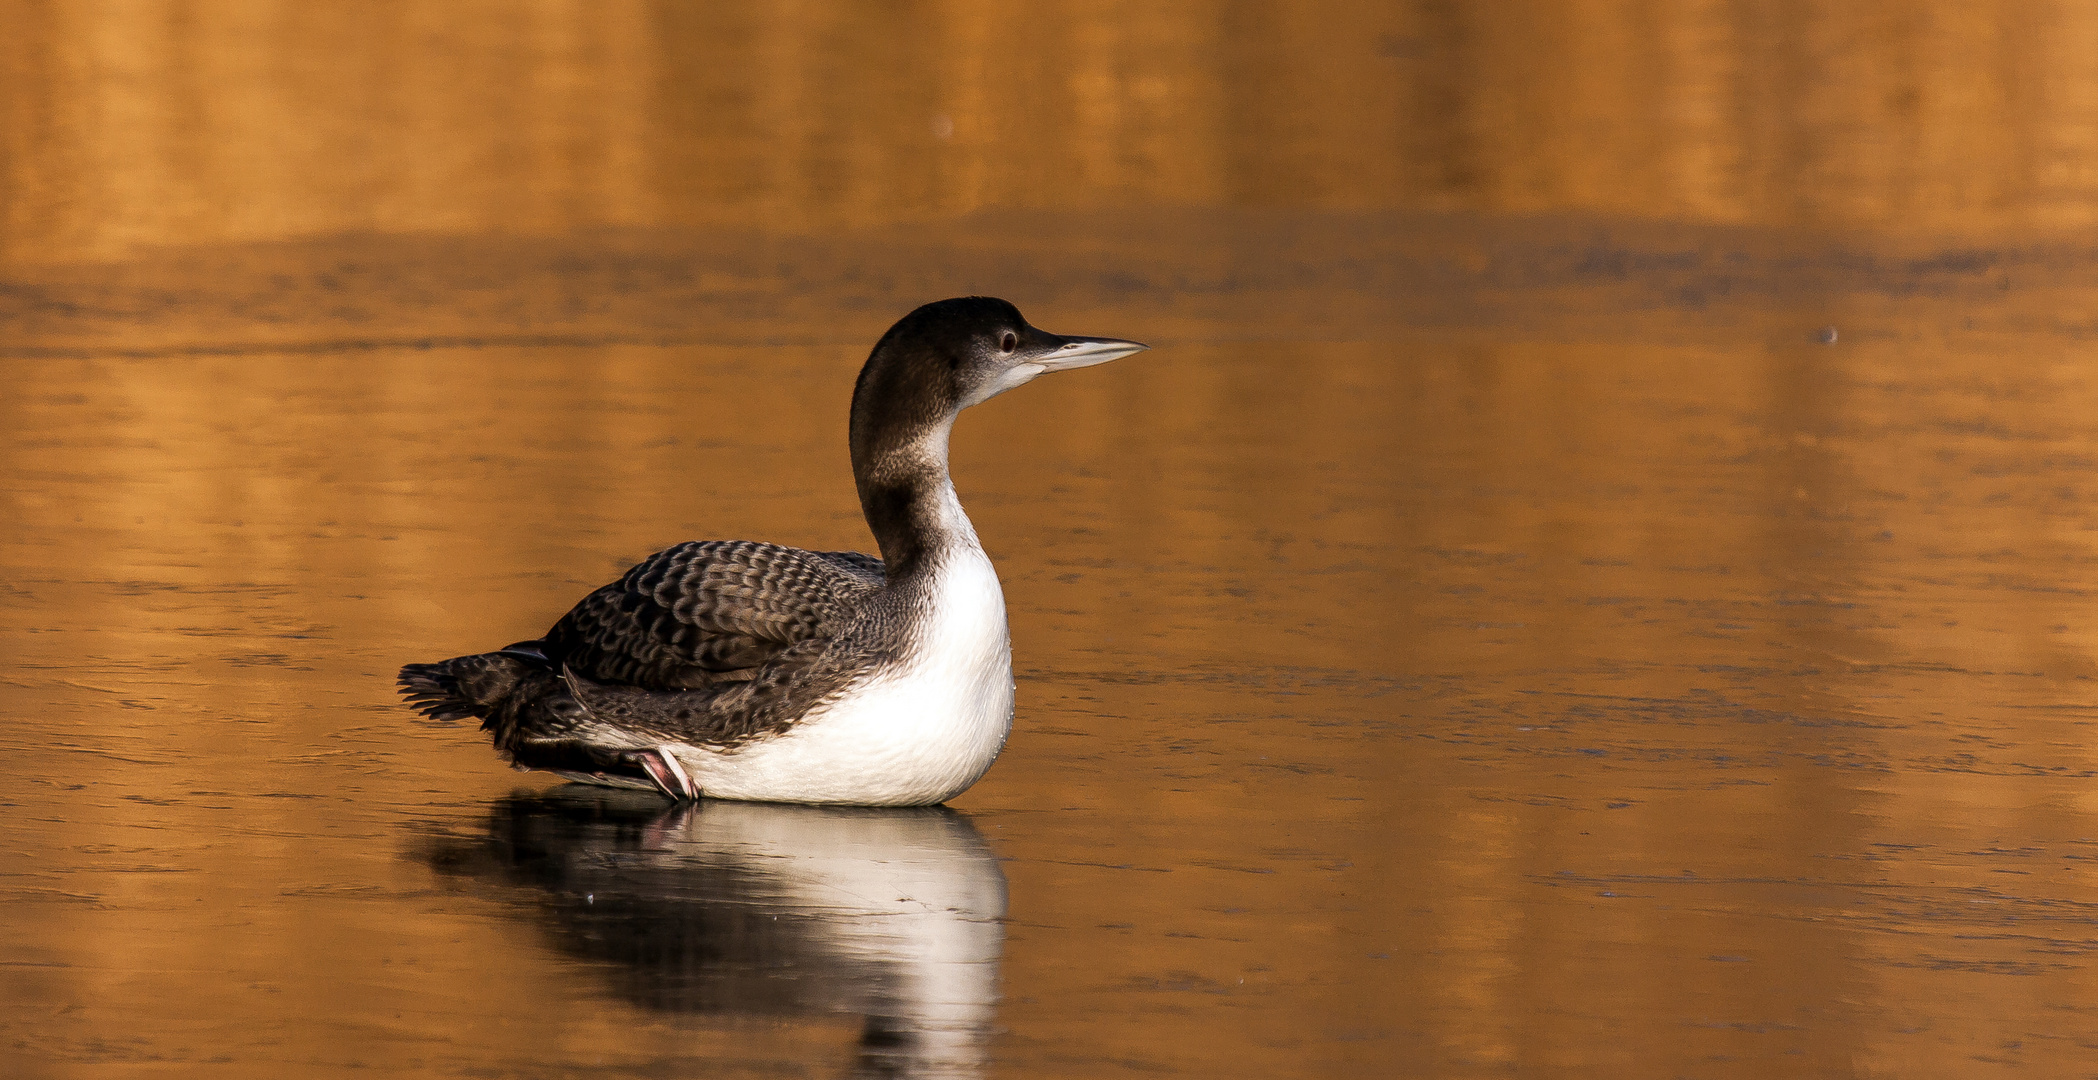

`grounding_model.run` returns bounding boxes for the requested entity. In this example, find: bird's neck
[851,366,973,581]
[856,427,979,581]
